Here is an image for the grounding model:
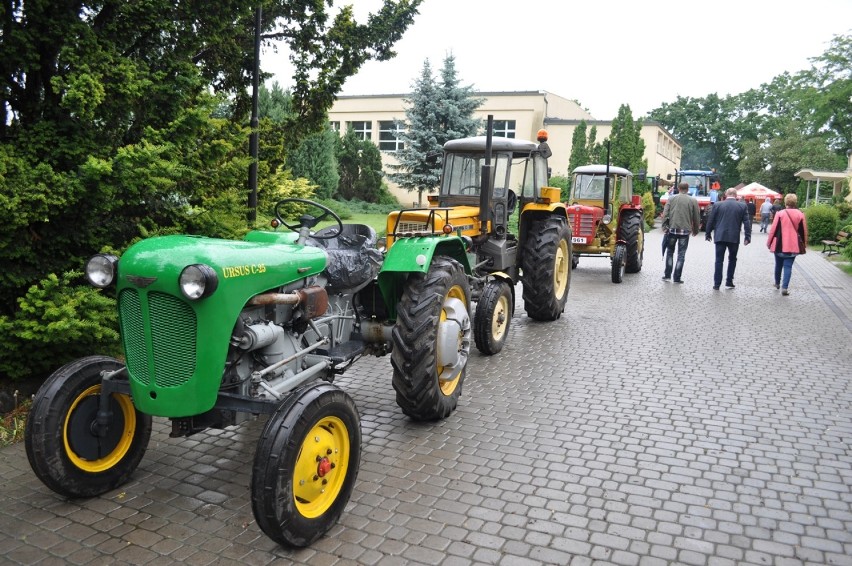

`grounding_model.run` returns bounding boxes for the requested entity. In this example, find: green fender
[378,236,471,320]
